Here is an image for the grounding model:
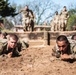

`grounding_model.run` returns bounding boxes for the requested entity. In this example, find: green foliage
[66,8,76,30]
[0,0,17,17]
[68,9,76,16]
[66,14,76,30]
[4,18,14,29]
